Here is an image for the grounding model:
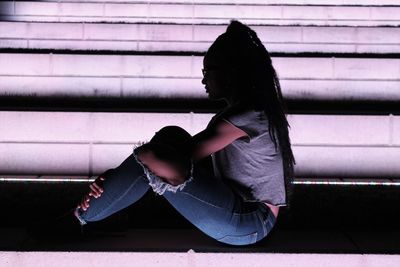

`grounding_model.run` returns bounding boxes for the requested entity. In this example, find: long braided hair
[206,19,296,210]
